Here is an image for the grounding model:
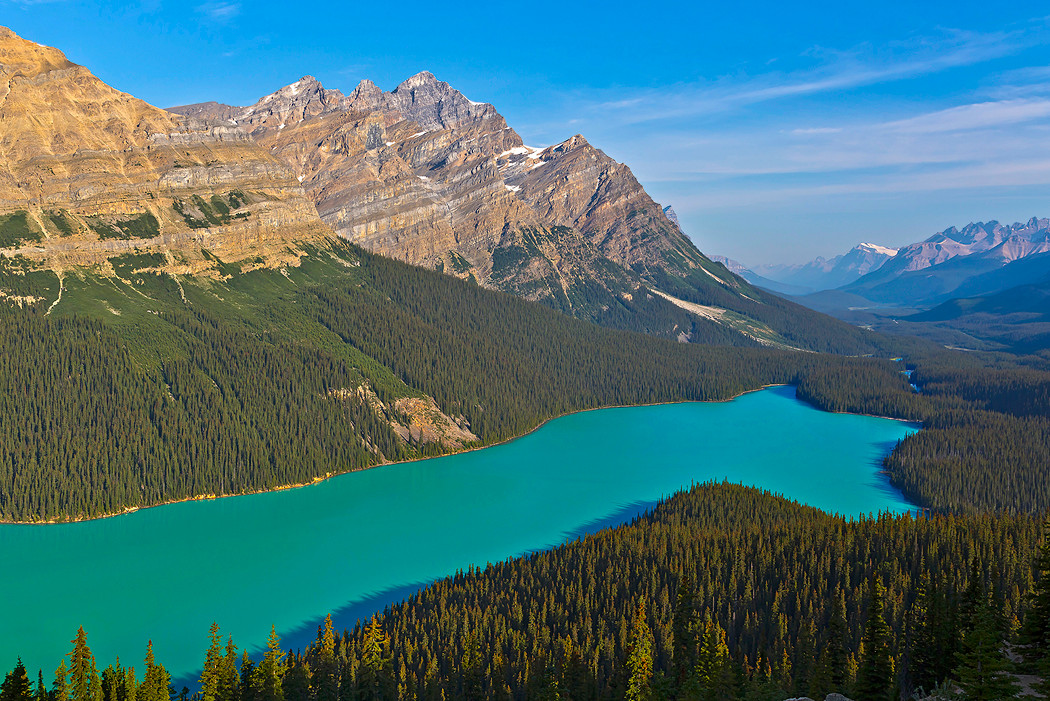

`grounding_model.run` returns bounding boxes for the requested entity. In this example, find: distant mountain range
[840,218,1050,306]
[712,241,898,297]
[740,218,1050,352]
[750,242,899,293]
